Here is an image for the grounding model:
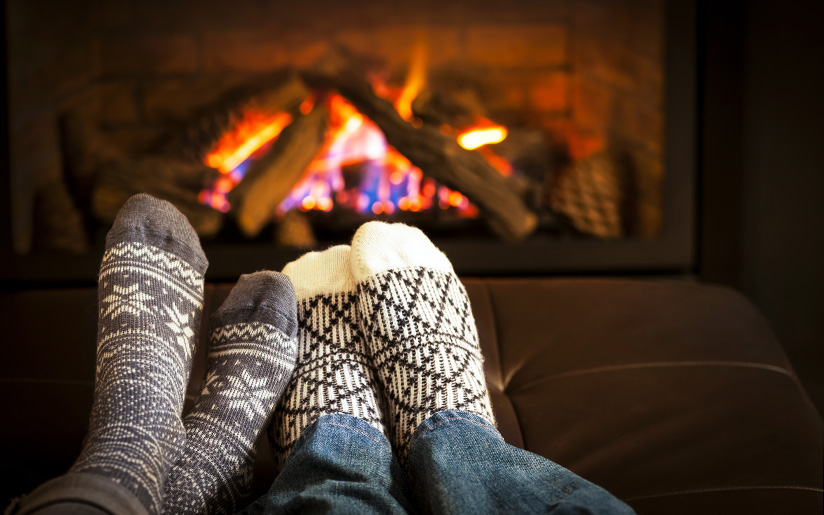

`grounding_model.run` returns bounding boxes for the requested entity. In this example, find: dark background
[698,0,824,412]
